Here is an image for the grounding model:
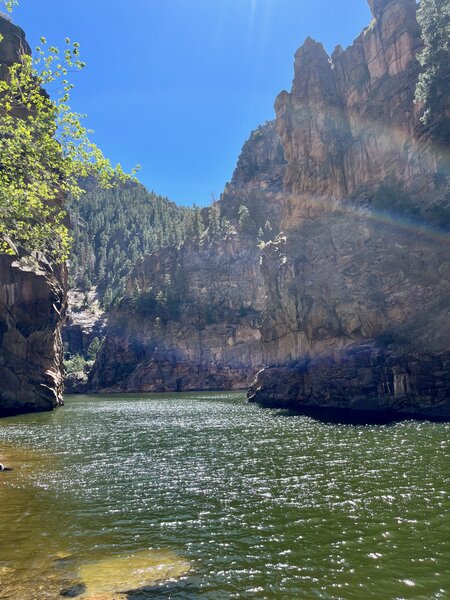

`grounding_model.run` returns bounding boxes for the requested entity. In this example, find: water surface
[0,392,449,598]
